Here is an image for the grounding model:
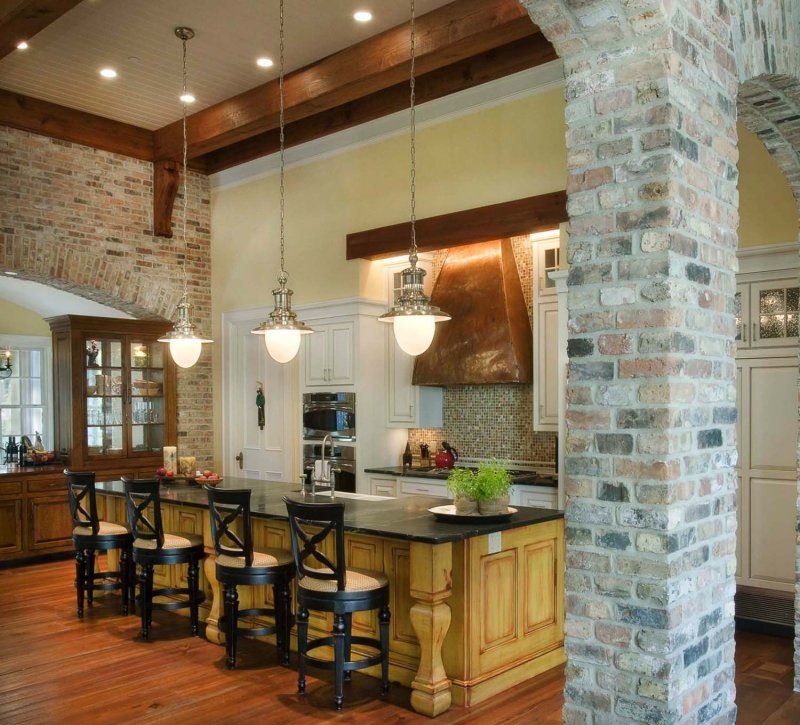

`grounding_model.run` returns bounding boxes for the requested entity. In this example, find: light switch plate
[488,531,502,554]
